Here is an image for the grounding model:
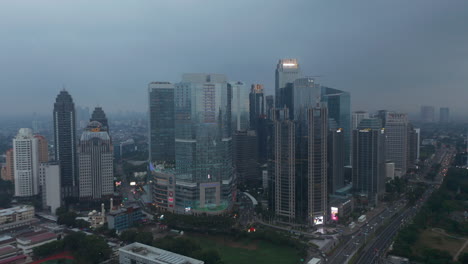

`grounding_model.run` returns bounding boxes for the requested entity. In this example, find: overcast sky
[0,0,467,117]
